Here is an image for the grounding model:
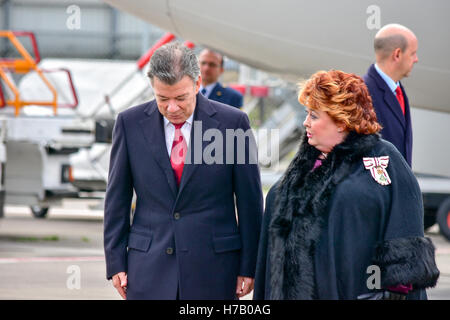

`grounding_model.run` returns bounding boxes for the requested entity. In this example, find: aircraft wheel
[30,206,49,219]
